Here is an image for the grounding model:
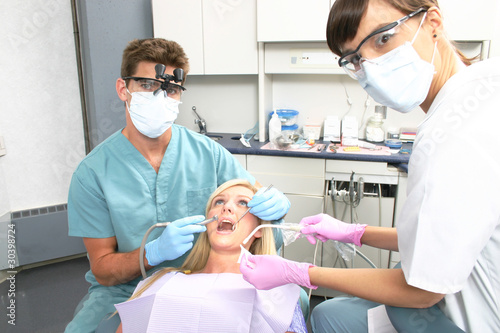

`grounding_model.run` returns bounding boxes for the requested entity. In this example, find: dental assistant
[65,38,290,333]
[241,0,500,332]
